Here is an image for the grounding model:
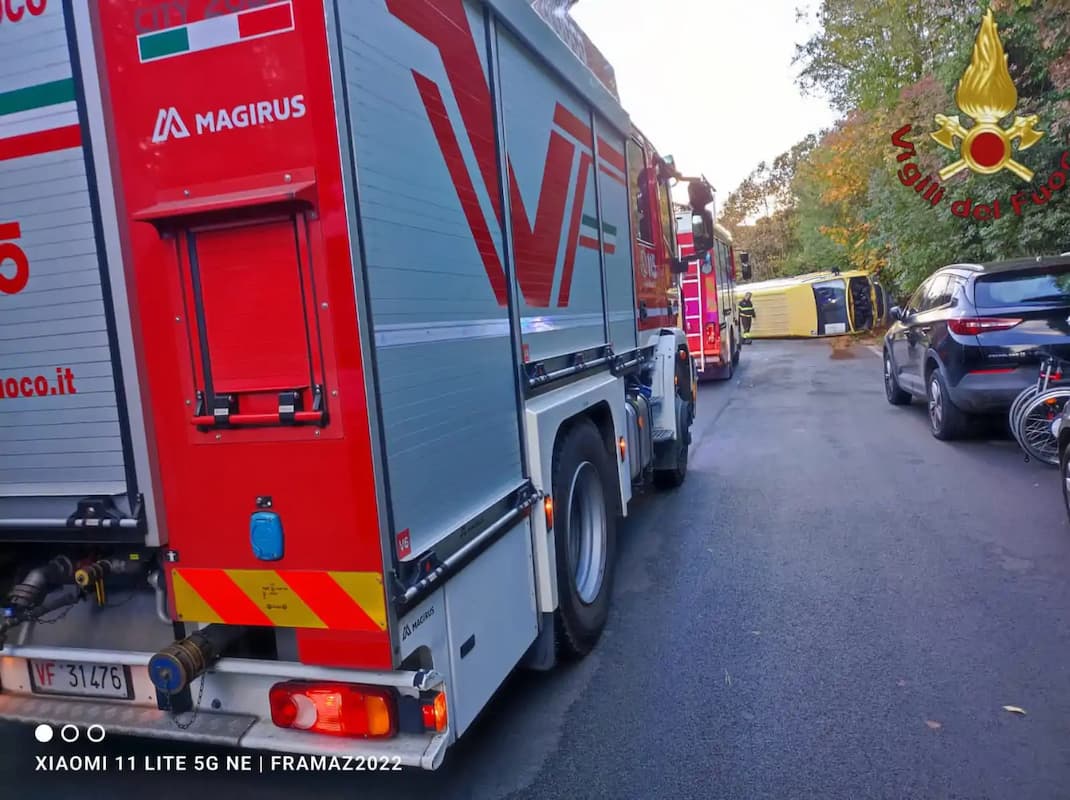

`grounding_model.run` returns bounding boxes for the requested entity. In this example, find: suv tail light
[269,681,397,738]
[948,317,1022,335]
